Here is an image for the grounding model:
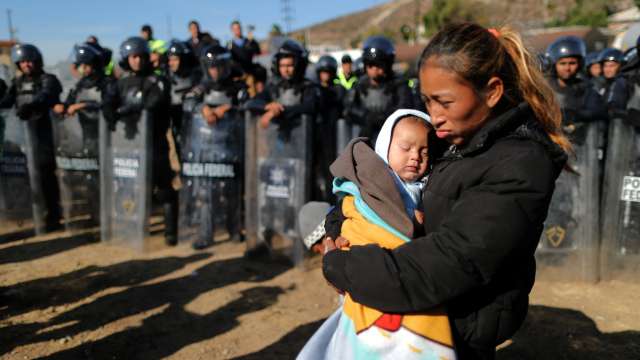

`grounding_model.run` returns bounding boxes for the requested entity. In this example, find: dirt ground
[1,227,639,360]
